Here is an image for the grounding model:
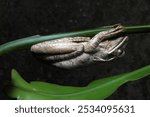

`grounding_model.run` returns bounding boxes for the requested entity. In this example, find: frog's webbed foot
[101,23,122,28]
